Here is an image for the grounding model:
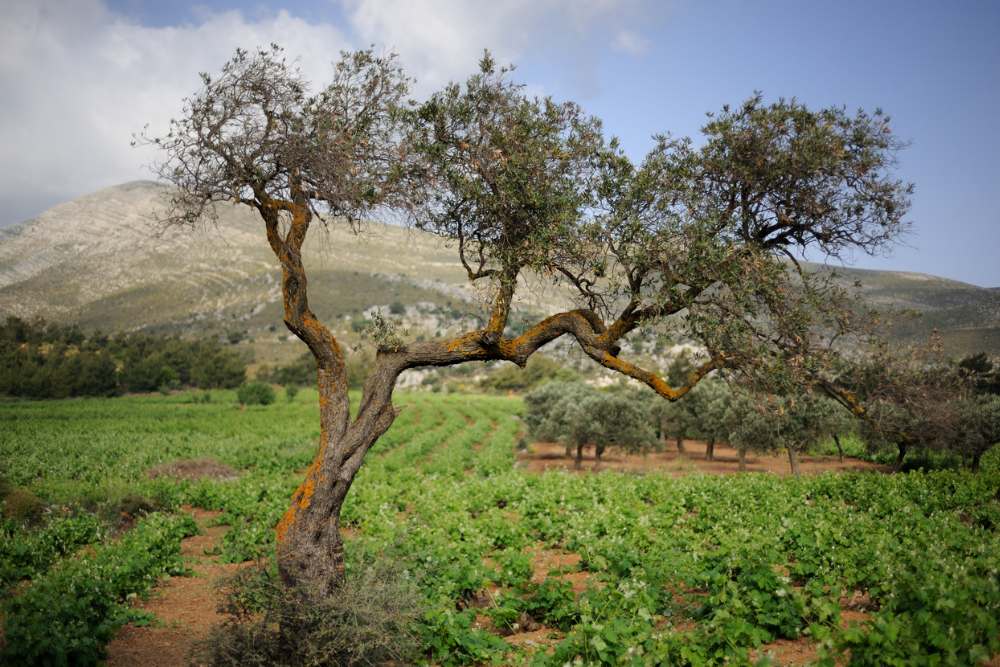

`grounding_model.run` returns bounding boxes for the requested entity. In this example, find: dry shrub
[146,458,239,481]
[2,487,46,525]
[192,560,423,666]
